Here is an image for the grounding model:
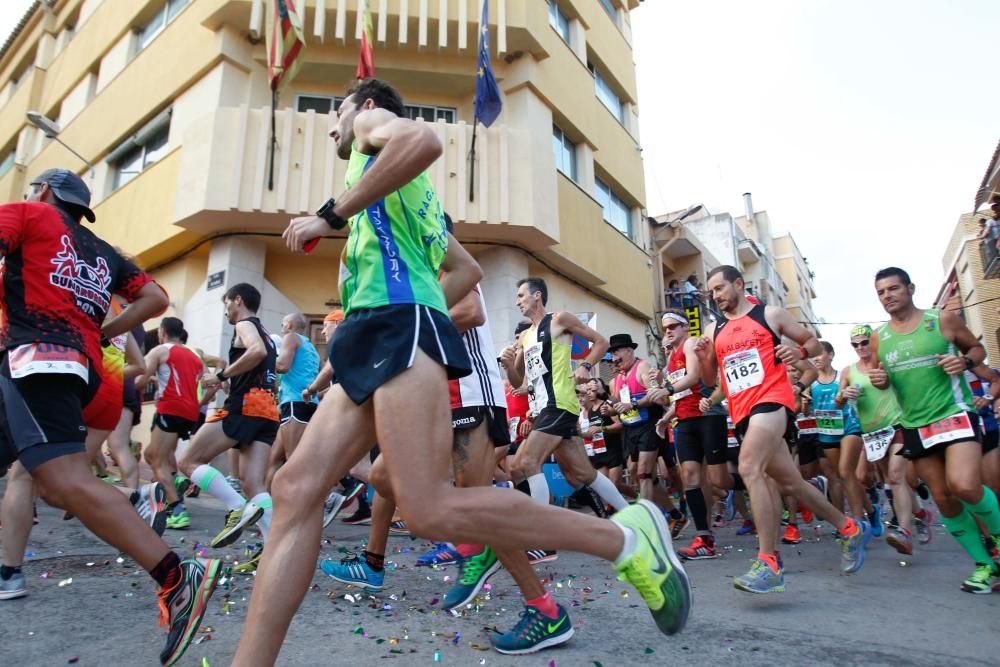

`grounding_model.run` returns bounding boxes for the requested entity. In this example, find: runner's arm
[122,332,145,381]
[136,344,167,389]
[449,288,485,334]
[693,321,719,379]
[220,320,268,379]
[198,349,226,371]
[501,344,525,389]
[868,332,890,389]
[101,282,169,339]
[305,361,334,400]
[940,308,986,373]
[439,233,484,309]
[275,332,301,374]
[604,413,624,434]
[552,311,609,383]
[833,365,852,407]
[669,337,704,393]
[793,358,818,388]
[768,307,822,360]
